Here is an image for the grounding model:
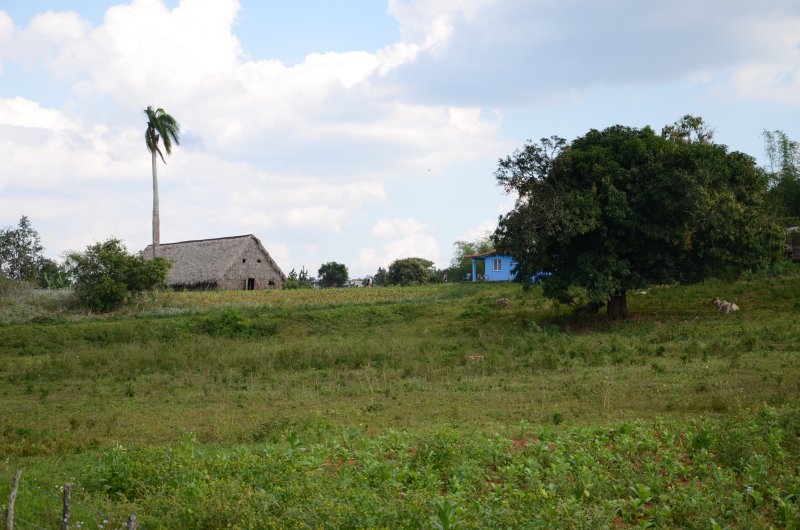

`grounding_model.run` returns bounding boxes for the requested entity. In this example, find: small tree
[37,258,71,289]
[0,216,45,281]
[67,238,171,312]
[447,236,494,281]
[284,266,315,289]
[387,257,437,286]
[373,266,389,286]
[318,262,348,288]
[763,129,800,221]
